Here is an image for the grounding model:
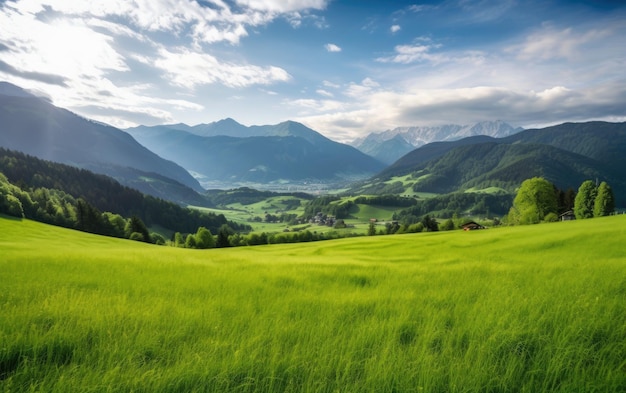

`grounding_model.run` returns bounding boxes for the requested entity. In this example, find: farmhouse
[461,221,485,231]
